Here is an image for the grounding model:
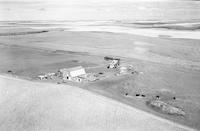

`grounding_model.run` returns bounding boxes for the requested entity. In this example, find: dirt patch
[146,99,185,116]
